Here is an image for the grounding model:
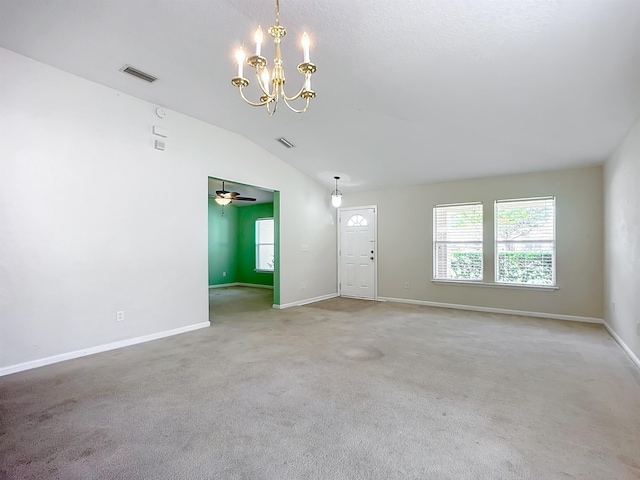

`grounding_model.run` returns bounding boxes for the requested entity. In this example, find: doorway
[207,177,280,312]
[338,206,377,299]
